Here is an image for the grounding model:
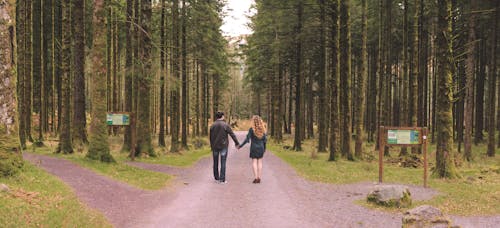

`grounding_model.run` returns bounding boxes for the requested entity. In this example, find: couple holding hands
[209,112,267,184]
